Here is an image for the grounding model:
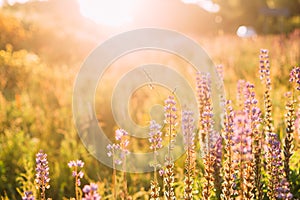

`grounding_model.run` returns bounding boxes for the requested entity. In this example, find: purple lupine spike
[164,95,178,156]
[163,95,178,199]
[68,159,85,200]
[22,191,34,200]
[82,183,101,200]
[106,129,130,165]
[232,111,252,161]
[35,150,50,200]
[196,72,216,200]
[149,120,163,151]
[289,66,300,90]
[182,110,196,199]
[277,178,293,199]
[116,129,130,155]
[196,72,215,154]
[267,133,293,199]
[182,110,195,150]
[68,159,84,186]
[259,49,271,89]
